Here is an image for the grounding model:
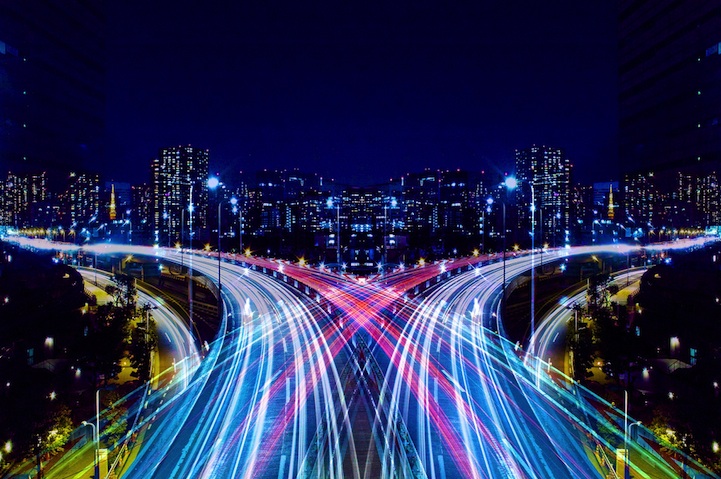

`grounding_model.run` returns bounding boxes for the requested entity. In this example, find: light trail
[4,235,720,478]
